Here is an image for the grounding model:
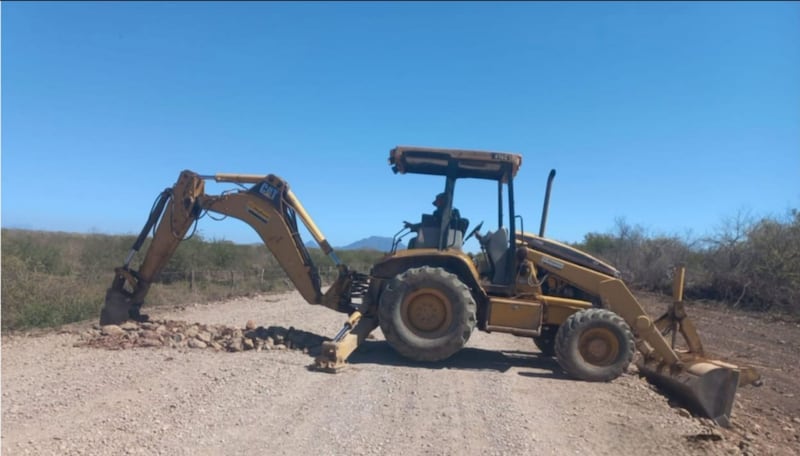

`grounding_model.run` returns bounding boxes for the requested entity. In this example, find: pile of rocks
[75,319,329,355]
